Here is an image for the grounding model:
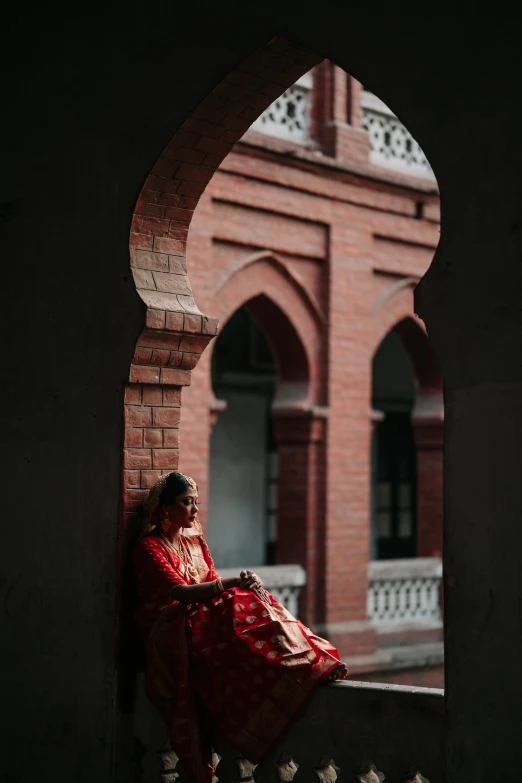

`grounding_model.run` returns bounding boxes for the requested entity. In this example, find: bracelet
[212,578,224,596]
